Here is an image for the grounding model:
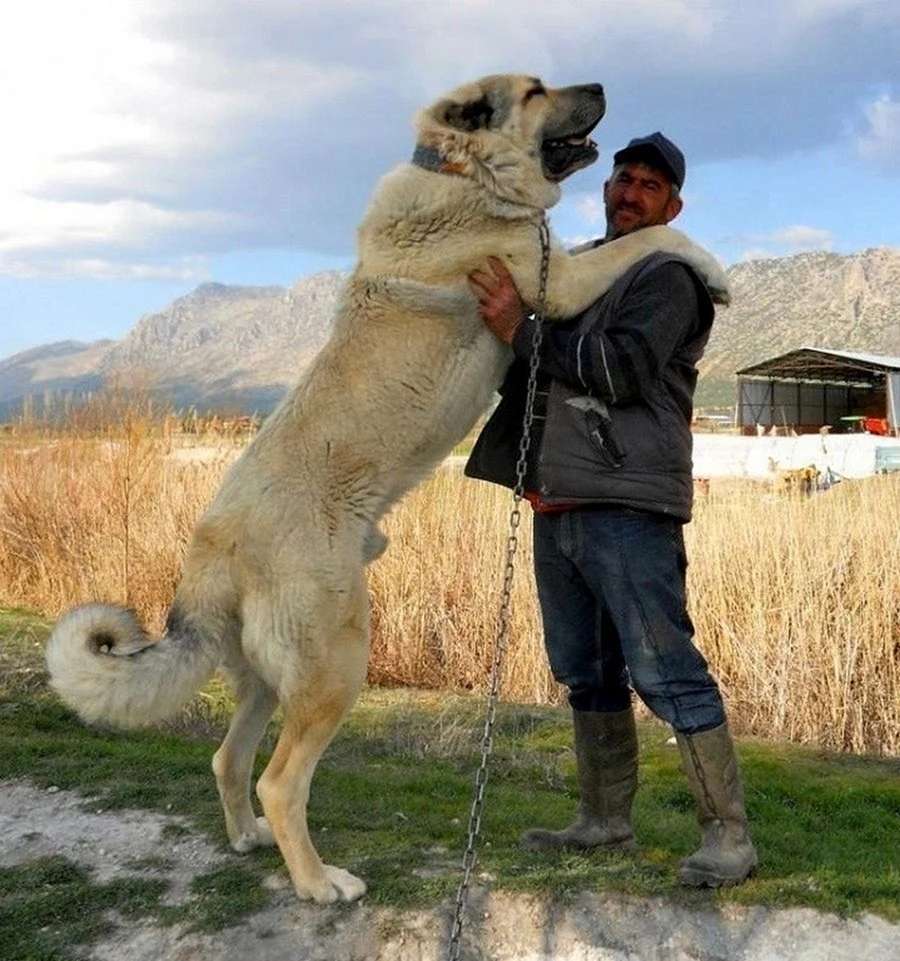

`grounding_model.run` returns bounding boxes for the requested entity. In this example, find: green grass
[0,857,167,961]
[1,607,899,961]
